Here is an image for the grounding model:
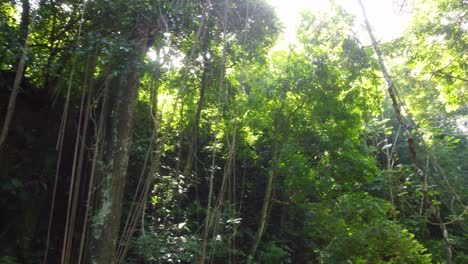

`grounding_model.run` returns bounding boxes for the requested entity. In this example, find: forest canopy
[0,0,466,263]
